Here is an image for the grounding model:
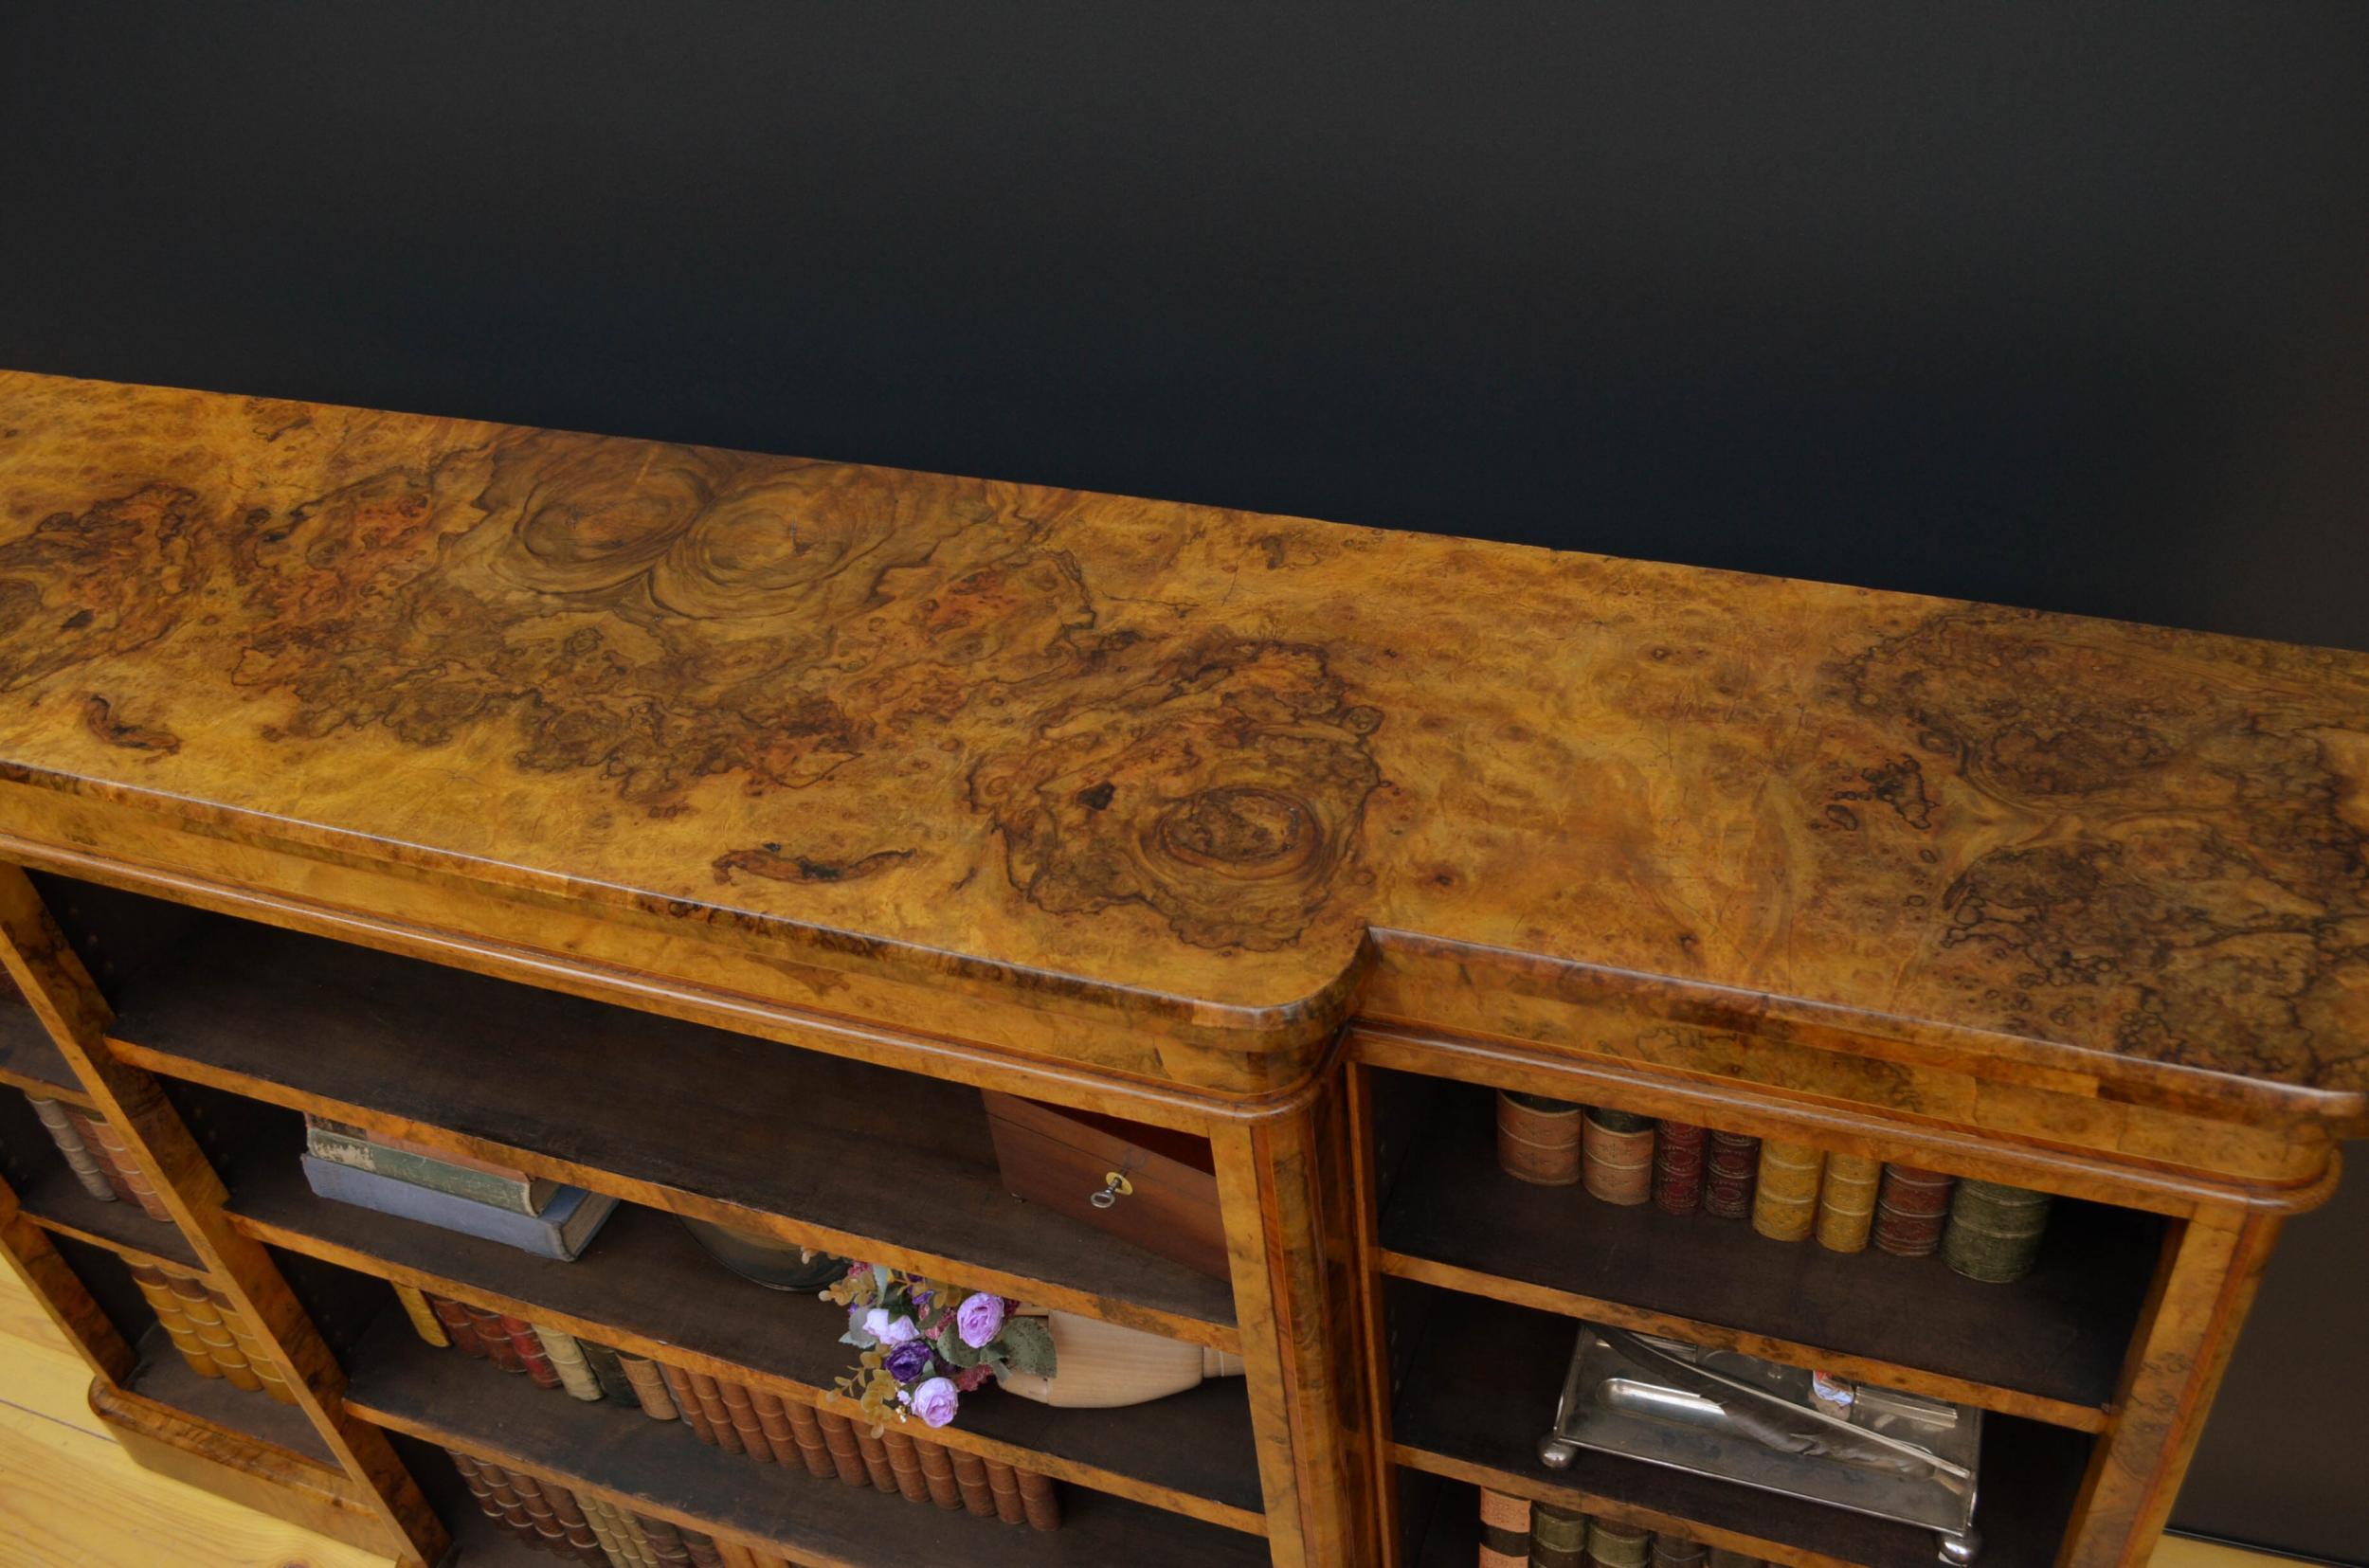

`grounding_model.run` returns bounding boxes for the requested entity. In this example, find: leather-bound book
[743,1386,803,1469]
[780,1397,835,1479]
[814,1409,875,1488]
[62,1108,140,1206]
[78,1111,175,1223]
[1942,1179,2054,1283]
[1495,1091,1583,1185]
[950,1449,997,1517]
[428,1296,487,1358]
[535,1476,606,1564]
[389,1283,448,1347]
[1477,1486,1530,1567]
[1815,1153,1881,1253]
[471,1459,537,1540]
[534,1325,606,1401]
[676,1528,730,1568]
[981,1456,1029,1525]
[1750,1141,1824,1242]
[1650,1533,1708,1566]
[167,1272,262,1393]
[576,1337,638,1404]
[573,1489,635,1568]
[659,1361,720,1444]
[638,1515,696,1568]
[209,1285,297,1404]
[469,1306,525,1372]
[503,1469,570,1557]
[616,1351,680,1420]
[1530,1500,1588,1568]
[713,1376,771,1463]
[683,1368,745,1454]
[1014,1469,1062,1531]
[1651,1122,1706,1217]
[127,1263,220,1379]
[853,1422,898,1492]
[27,1096,118,1203]
[1702,1130,1761,1219]
[615,1505,661,1568]
[1585,1518,1653,1568]
[878,1427,931,1504]
[497,1313,560,1385]
[1873,1164,1956,1257]
[1582,1108,1656,1205]
[915,1437,963,1510]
